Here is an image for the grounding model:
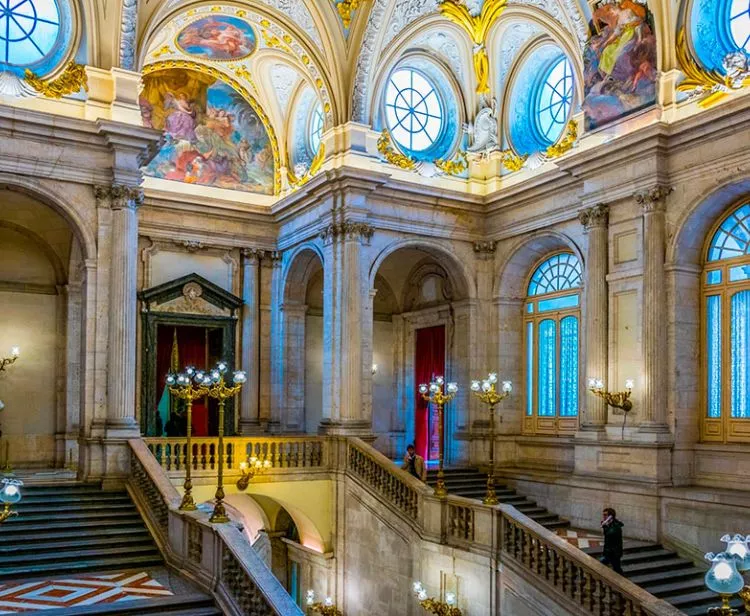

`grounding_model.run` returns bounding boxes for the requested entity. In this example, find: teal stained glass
[708,203,750,262]
[0,0,59,66]
[528,253,582,296]
[731,290,749,418]
[707,295,722,418]
[559,316,579,417]
[538,319,556,417]
[526,322,533,416]
[729,265,750,282]
[706,270,723,285]
[537,294,579,313]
